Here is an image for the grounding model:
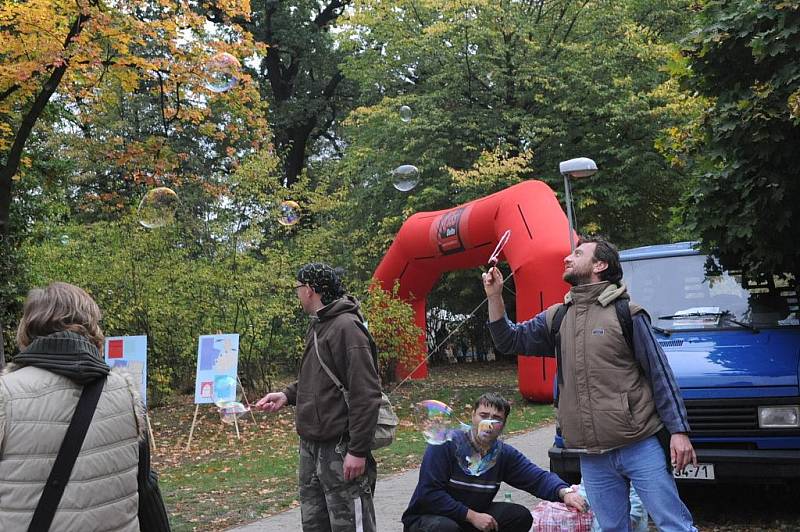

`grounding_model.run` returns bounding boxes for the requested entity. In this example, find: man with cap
[256,263,383,532]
